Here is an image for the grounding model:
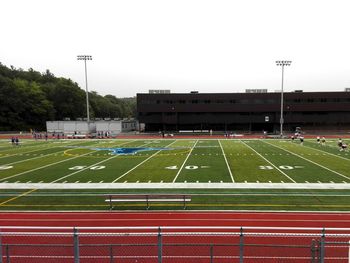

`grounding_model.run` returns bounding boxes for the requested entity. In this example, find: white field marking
[0,140,136,183]
[263,140,350,181]
[87,181,91,183]
[303,143,350,162]
[1,140,91,165]
[218,140,234,182]
[0,142,90,161]
[0,150,96,182]
[172,140,198,183]
[50,154,120,183]
[240,140,297,183]
[112,140,177,183]
[99,181,103,183]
